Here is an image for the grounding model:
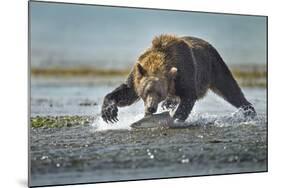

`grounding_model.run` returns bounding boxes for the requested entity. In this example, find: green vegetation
[31,67,129,77]
[232,69,266,79]
[31,65,267,87]
[232,67,267,87]
[31,116,93,128]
